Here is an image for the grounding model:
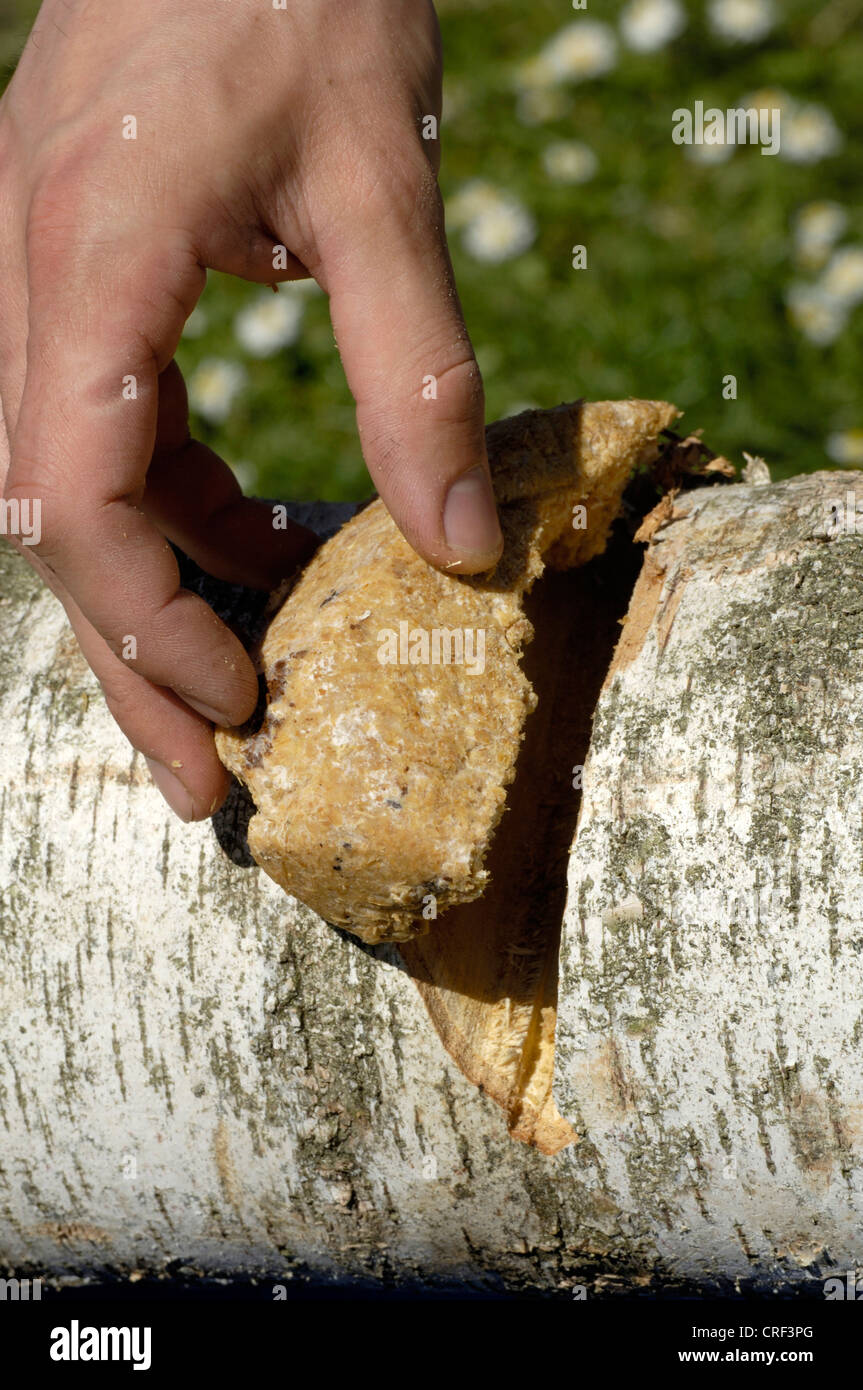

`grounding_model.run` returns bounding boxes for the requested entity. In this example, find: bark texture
[1,472,862,1295]
[556,470,863,1289]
